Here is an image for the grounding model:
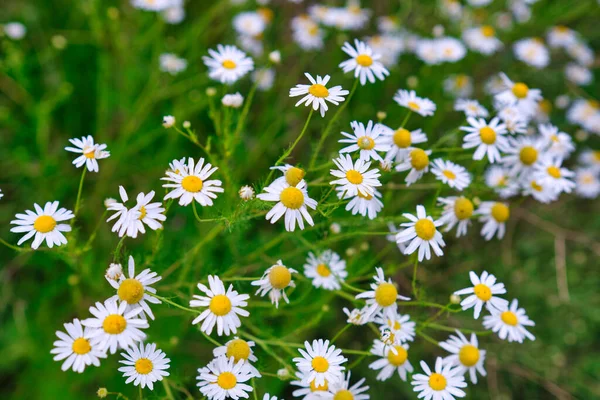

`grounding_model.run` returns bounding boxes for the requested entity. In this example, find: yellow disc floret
[429,373,447,391]
[135,358,154,374]
[375,283,398,307]
[415,219,436,240]
[309,84,329,98]
[410,149,429,170]
[491,203,510,222]
[519,146,538,165]
[453,198,474,220]
[311,356,329,373]
[479,126,497,144]
[181,176,203,192]
[34,215,57,233]
[443,169,456,180]
[357,136,375,150]
[393,128,412,148]
[72,338,91,355]
[226,339,251,362]
[222,60,237,70]
[501,311,518,326]
[355,54,373,67]
[481,25,496,37]
[458,345,480,367]
[512,82,529,99]
[334,389,355,400]
[285,167,305,186]
[310,379,329,392]
[209,295,232,316]
[103,314,127,334]
[316,263,331,277]
[346,170,364,184]
[547,166,561,178]
[217,372,237,389]
[118,278,145,304]
[387,346,408,366]
[280,187,304,209]
[473,283,492,301]
[268,265,292,289]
